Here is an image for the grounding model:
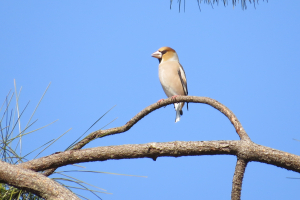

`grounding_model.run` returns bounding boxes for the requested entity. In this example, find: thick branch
[0,160,79,200]
[14,95,292,200]
[43,96,249,177]
[19,140,300,174]
[21,141,236,171]
[231,158,248,200]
